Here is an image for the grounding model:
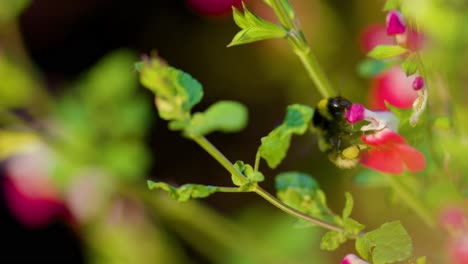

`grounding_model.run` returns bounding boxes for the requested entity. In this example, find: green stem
[296,50,334,98]
[385,174,436,228]
[190,134,346,233]
[253,185,344,233]
[253,152,261,173]
[268,0,336,98]
[217,186,249,193]
[190,135,246,181]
